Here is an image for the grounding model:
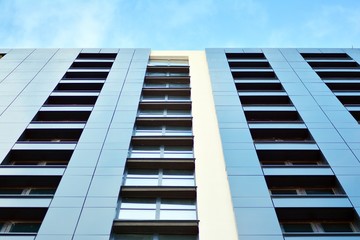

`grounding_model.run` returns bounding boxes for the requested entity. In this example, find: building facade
[0,48,360,240]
